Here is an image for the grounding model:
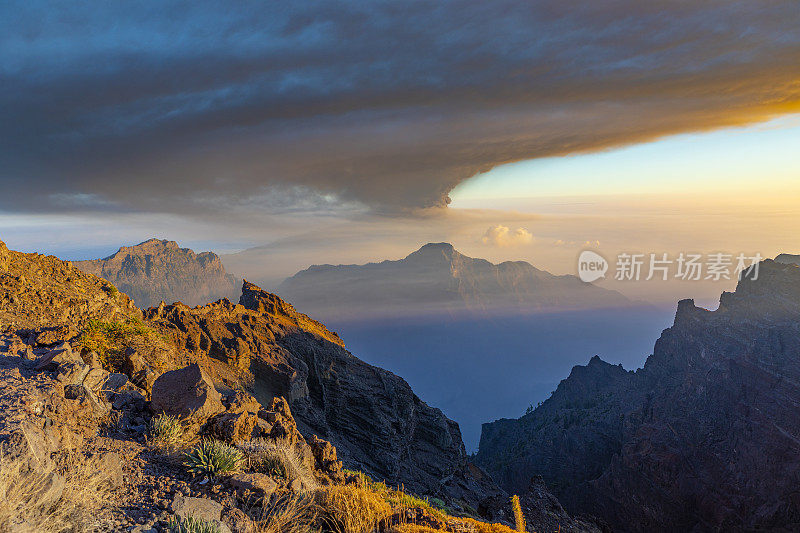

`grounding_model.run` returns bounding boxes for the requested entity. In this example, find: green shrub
[80,317,156,371]
[103,285,119,299]
[168,515,221,533]
[148,414,183,448]
[183,440,243,480]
